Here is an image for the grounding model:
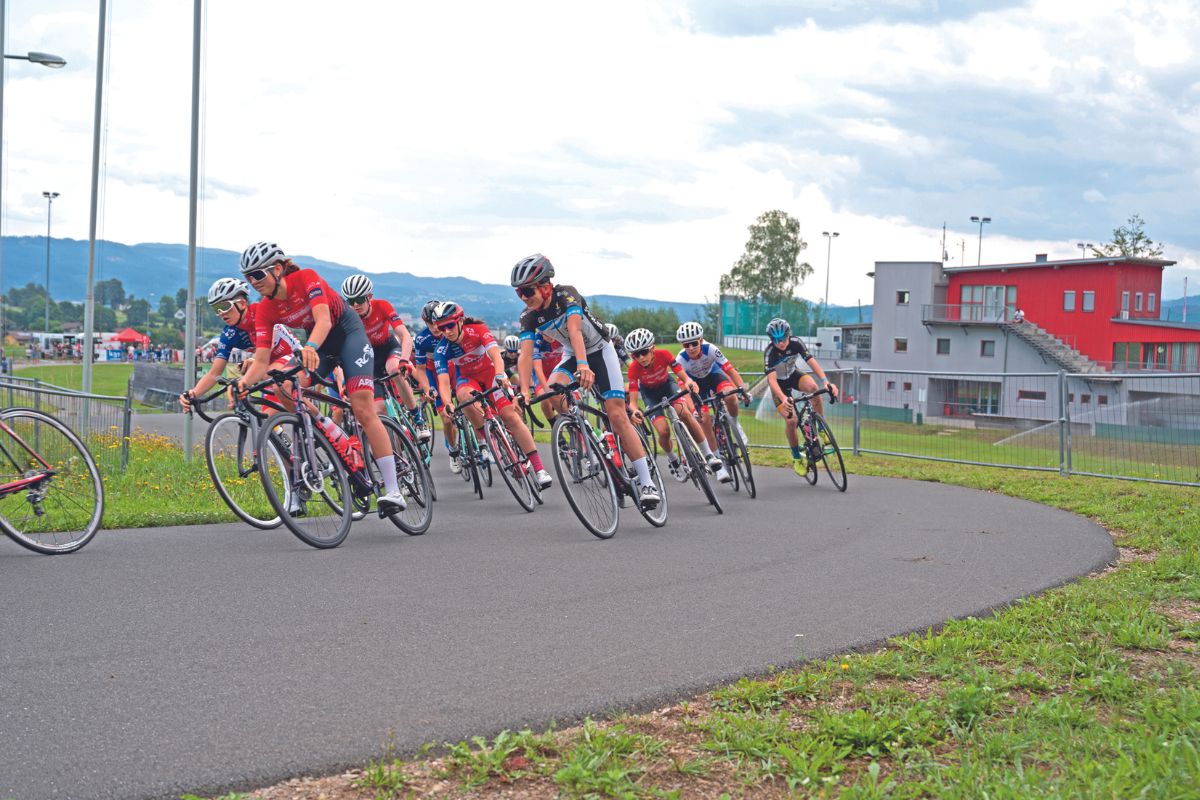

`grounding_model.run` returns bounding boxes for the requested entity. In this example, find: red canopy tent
[114,327,148,345]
